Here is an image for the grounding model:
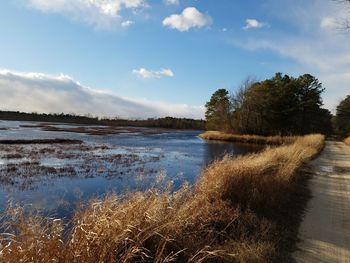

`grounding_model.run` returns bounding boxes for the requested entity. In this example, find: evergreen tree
[335,95,350,136]
[205,89,231,131]
[213,73,332,135]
